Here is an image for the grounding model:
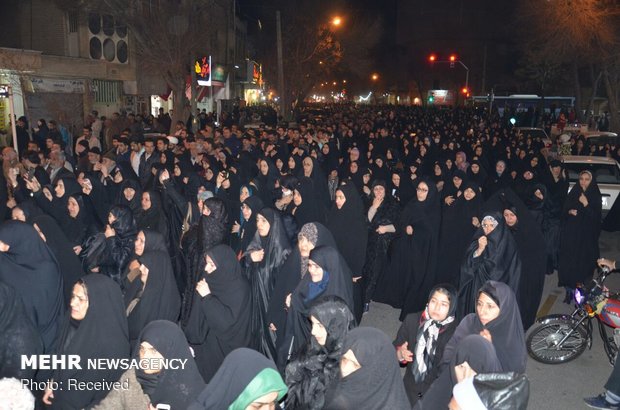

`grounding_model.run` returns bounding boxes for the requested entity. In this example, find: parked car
[561,155,620,215]
[580,131,619,148]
